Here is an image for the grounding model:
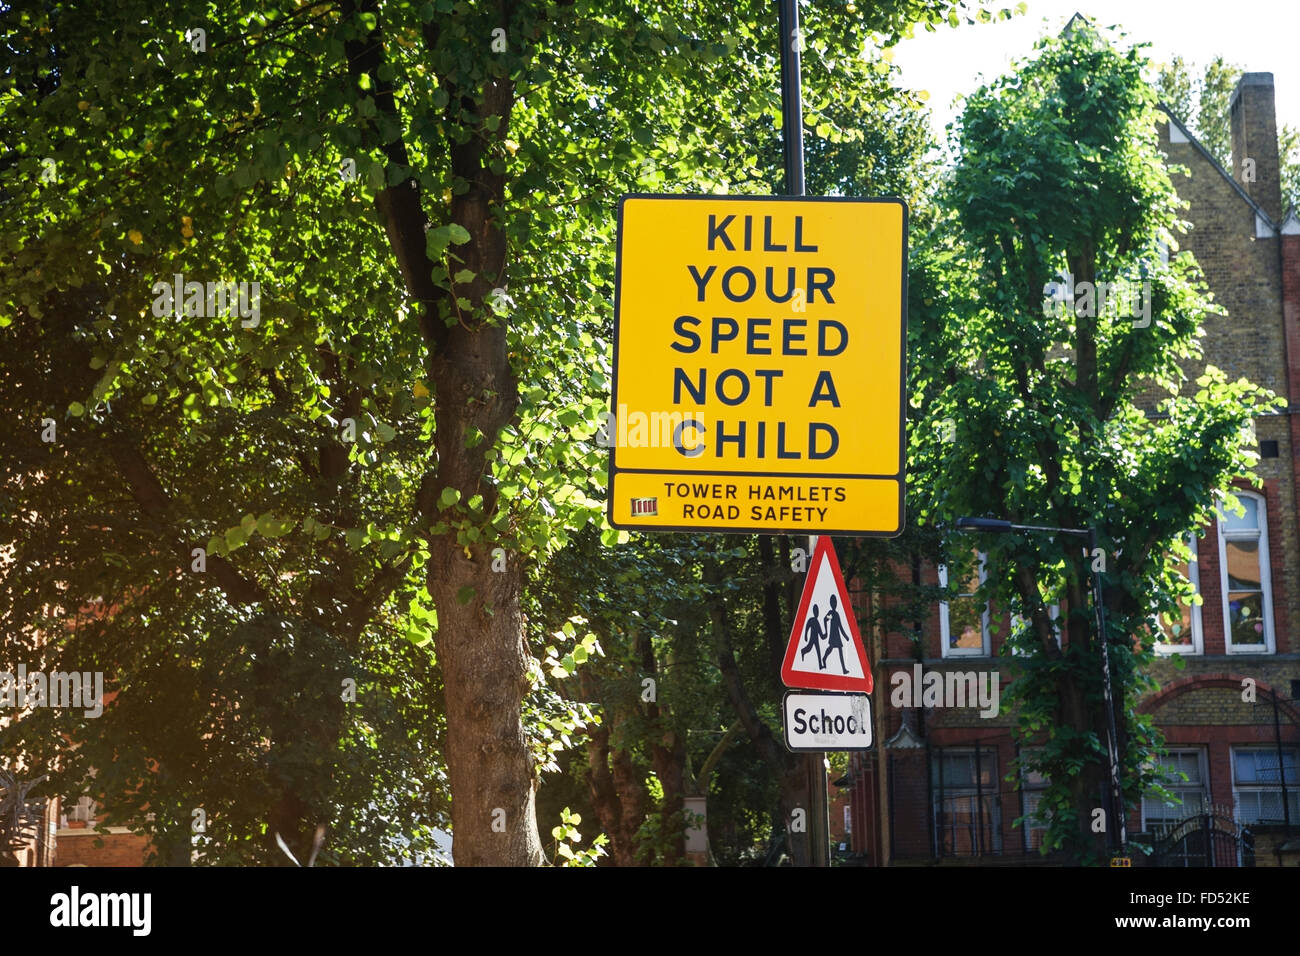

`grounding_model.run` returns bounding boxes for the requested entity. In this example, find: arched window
[1217,492,1275,654]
